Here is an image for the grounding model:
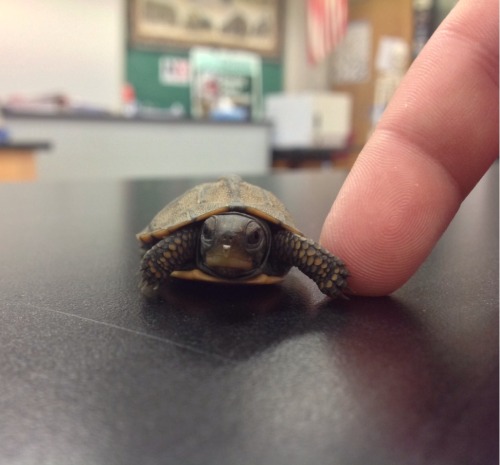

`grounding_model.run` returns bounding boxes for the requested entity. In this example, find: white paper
[159,57,190,86]
[375,36,410,73]
[330,21,372,85]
